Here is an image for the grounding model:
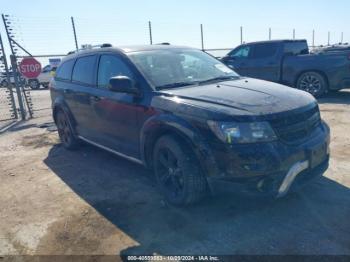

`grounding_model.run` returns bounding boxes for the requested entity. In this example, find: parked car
[221,39,350,97]
[27,65,57,89]
[0,71,26,88]
[50,44,330,206]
